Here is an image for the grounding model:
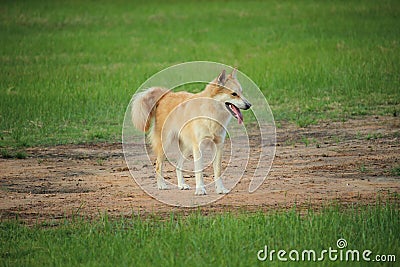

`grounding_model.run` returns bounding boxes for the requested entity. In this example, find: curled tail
[131,87,169,132]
